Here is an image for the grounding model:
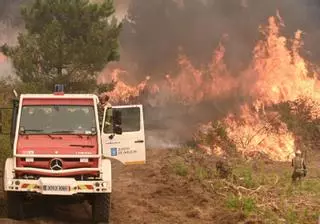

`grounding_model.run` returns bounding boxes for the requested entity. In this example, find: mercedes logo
[50,158,63,171]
